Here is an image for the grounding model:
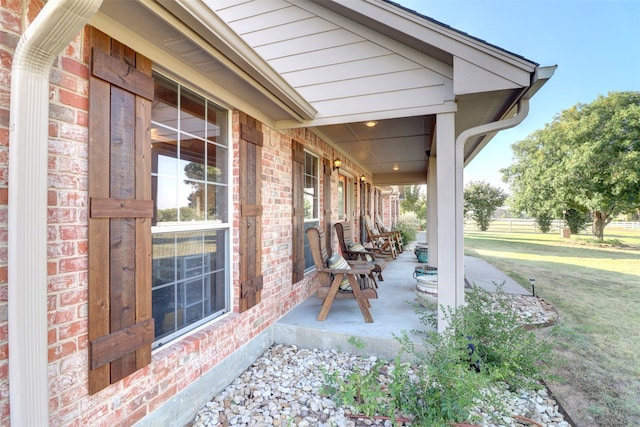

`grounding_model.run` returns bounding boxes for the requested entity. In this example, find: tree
[400,184,426,228]
[464,181,507,231]
[503,91,640,240]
